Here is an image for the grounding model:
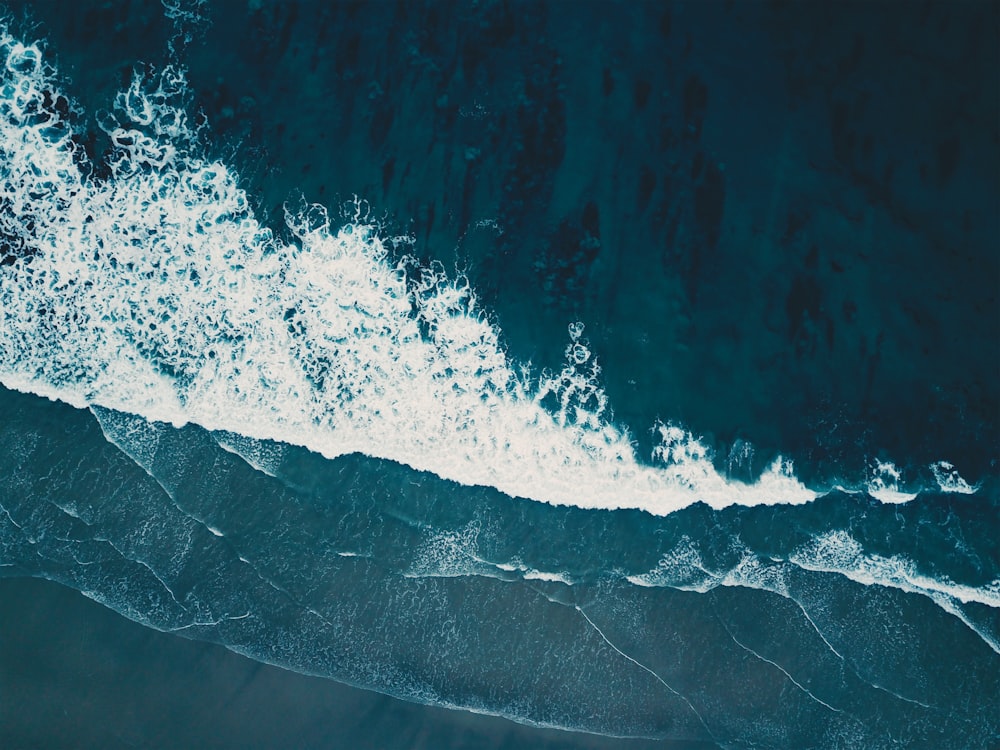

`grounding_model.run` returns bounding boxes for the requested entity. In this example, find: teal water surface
[0,1,997,748]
